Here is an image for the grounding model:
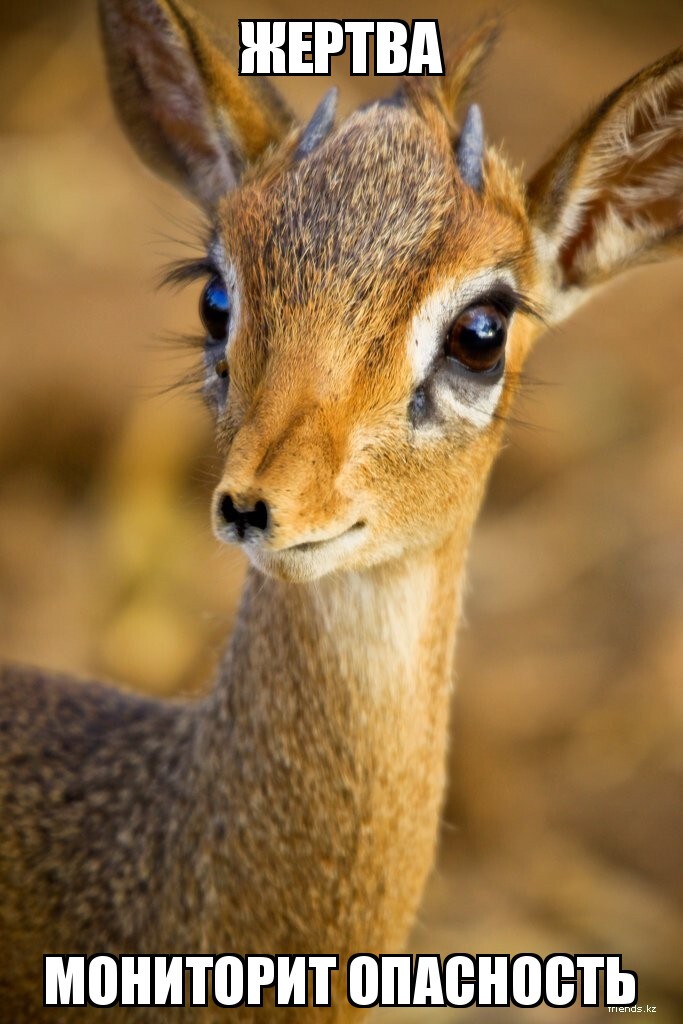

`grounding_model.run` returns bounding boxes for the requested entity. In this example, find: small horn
[296,88,338,159]
[456,103,485,192]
